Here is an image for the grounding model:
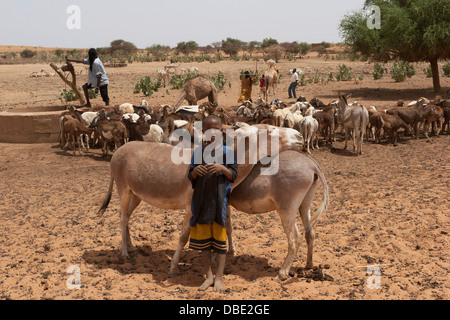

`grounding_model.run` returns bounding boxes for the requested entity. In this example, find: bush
[391,61,414,82]
[20,49,37,59]
[405,63,415,78]
[209,71,227,91]
[169,72,198,90]
[59,88,96,102]
[372,63,384,80]
[327,72,334,83]
[134,76,162,96]
[240,70,261,86]
[336,64,354,81]
[442,62,450,77]
[423,64,432,78]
